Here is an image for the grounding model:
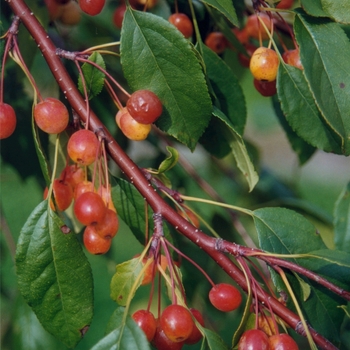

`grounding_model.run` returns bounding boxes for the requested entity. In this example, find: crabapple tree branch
[218,240,350,301]
[5,1,342,349]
